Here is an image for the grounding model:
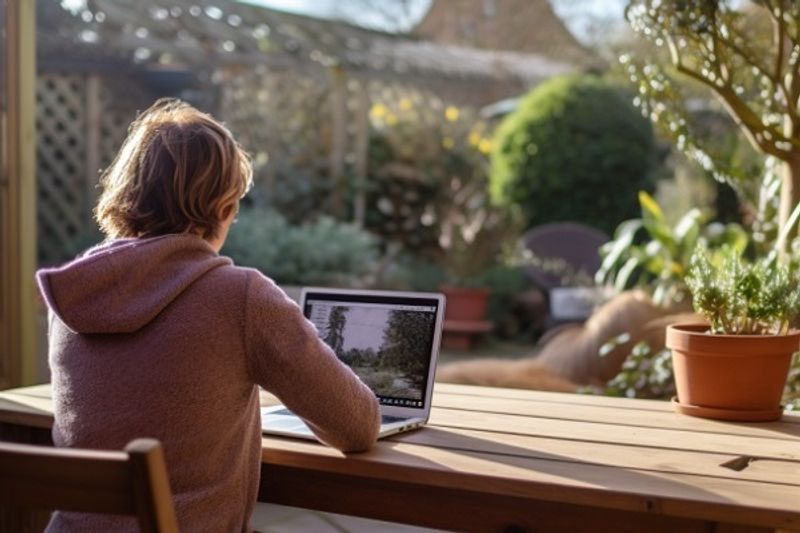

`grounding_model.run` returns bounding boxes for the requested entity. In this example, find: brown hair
[95,98,252,240]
